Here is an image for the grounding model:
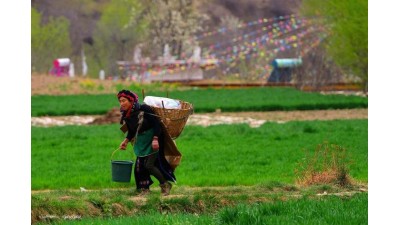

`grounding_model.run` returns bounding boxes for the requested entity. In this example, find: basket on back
[147,98,193,140]
[144,96,193,171]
